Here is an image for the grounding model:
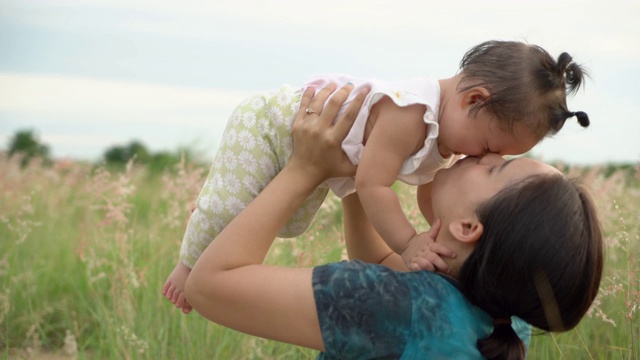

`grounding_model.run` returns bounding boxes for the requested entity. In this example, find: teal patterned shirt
[313,260,530,359]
